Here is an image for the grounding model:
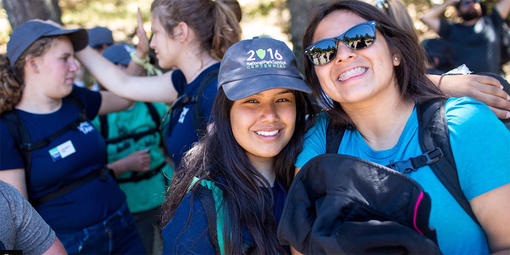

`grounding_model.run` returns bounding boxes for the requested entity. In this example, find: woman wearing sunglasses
[76,0,242,169]
[295,1,510,254]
